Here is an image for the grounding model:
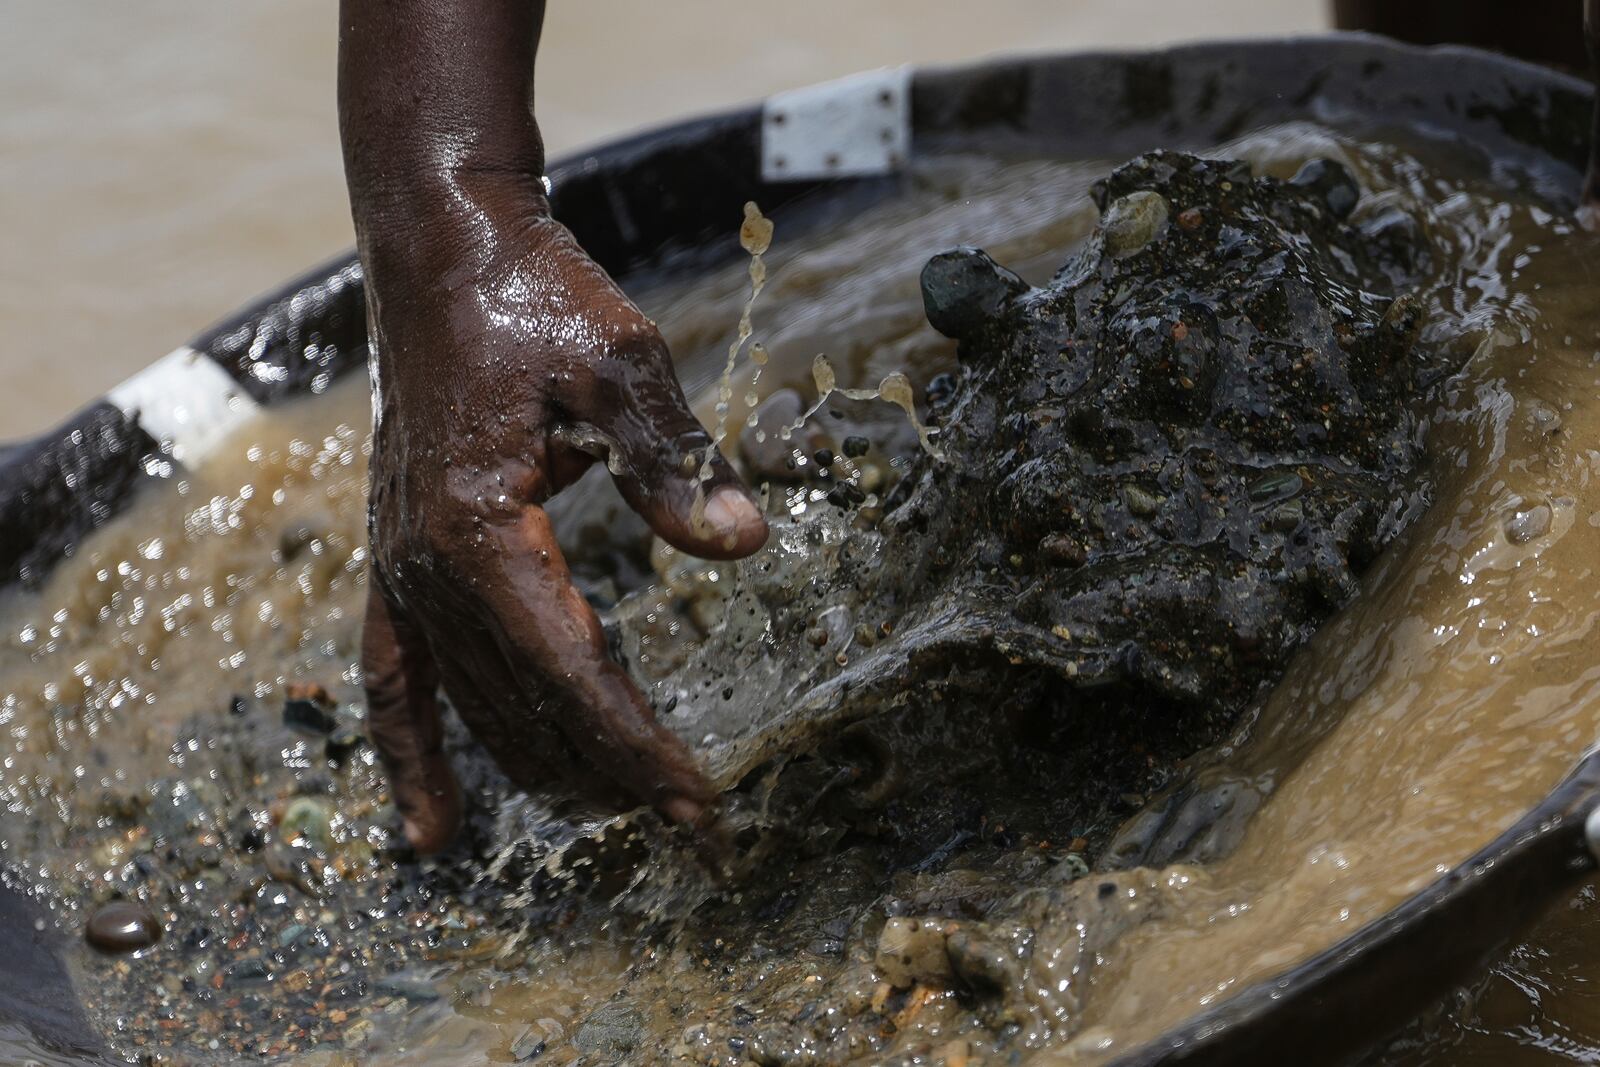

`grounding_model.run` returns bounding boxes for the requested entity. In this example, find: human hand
[357,174,768,852]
